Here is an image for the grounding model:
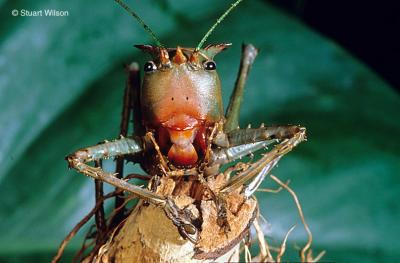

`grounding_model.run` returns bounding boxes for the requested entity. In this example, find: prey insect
[54,0,310,262]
